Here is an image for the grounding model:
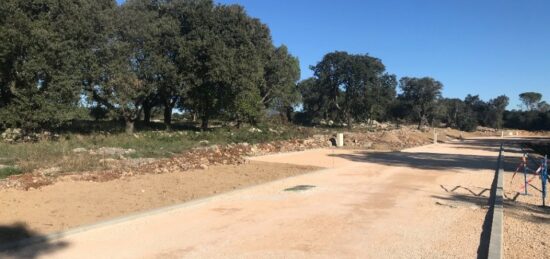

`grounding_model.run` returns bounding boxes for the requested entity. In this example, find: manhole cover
[284,185,316,192]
